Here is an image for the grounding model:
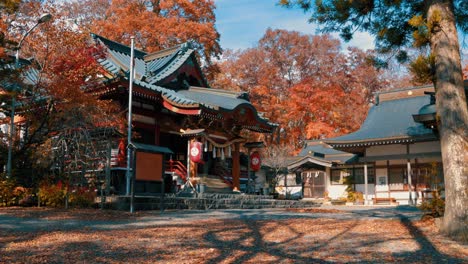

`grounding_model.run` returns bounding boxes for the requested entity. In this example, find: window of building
[388,167,405,184]
[331,167,375,185]
[330,168,353,185]
[354,167,375,184]
[331,169,342,185]
[413,163,444,189]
